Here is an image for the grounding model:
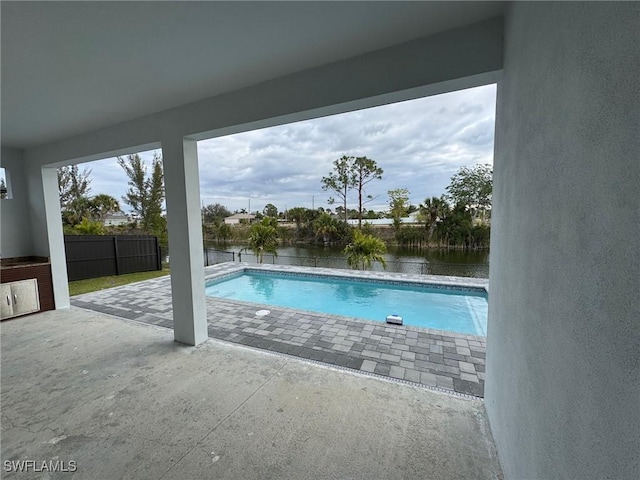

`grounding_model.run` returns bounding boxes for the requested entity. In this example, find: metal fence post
[113,236,120,275]
[155,237,162,271]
